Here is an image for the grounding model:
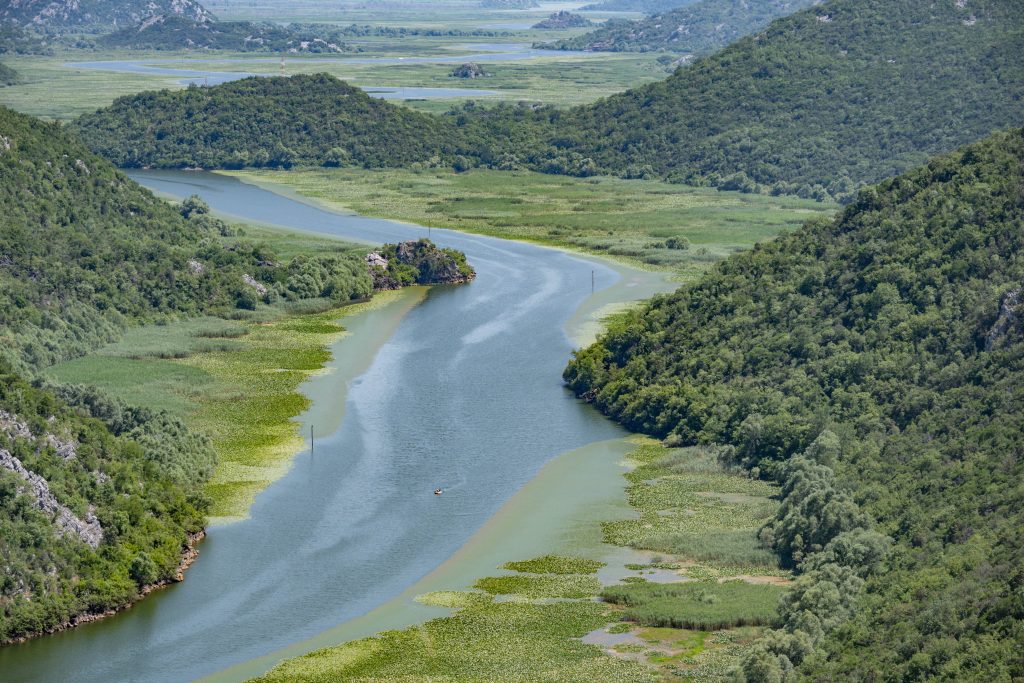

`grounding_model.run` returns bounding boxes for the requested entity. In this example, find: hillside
[98,15,354,53]
[550,0,1024,200]
[539,0,816,53]
[0,24,50,54]
[73,74,460,169]
[564,128,1024,680]
[0,62,19,86]
[0,0,213,31]
[580,0,699,11]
